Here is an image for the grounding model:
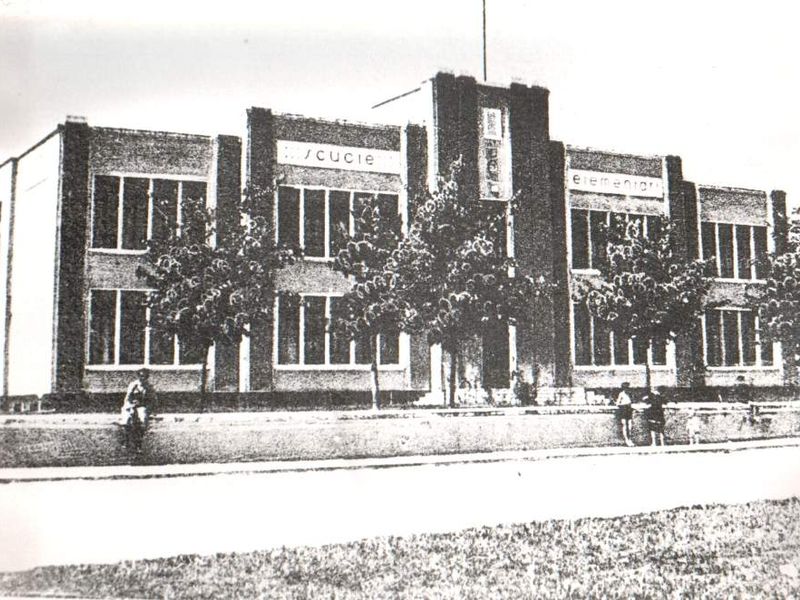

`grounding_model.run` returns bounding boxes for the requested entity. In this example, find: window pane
[377,194,401,234]
[645,215,662,241]
[328,296,351,364]
[152,179,178,242]
[119,291,147,364]
[121,178,149,250]
[722,310,740,366]
[570,209,589,269]
[612,331,629,366]
[759,320,774,366]
[181,181,207,245]
[482,201,507,258]
[149,329,175,365]
[178,336,205,365]
[652,337,667,366]
[329,190,350,258]
[92,176,119,248]
[303,189,326,257]
[352,192,373,237]
[589,211,608,269]
[592,318,611,365]
[380,332,400,365]
[741,311,756,366]
[303,296,326,364]
[705,311,722,367]
[277,186,300,247]
[753,226,768,279]
[701,222,717,276]
[89,290,116,364]
[735,225,752,280]
[277,295,300,365]
[633,336,648,365]
[718,224,734,278]
[573,303,591,365]
[354,333,372,364]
